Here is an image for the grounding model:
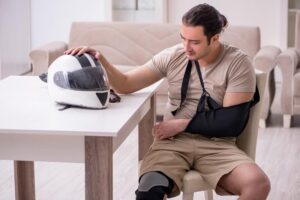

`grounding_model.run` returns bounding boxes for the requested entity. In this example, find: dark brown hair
[182,3,228,44]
